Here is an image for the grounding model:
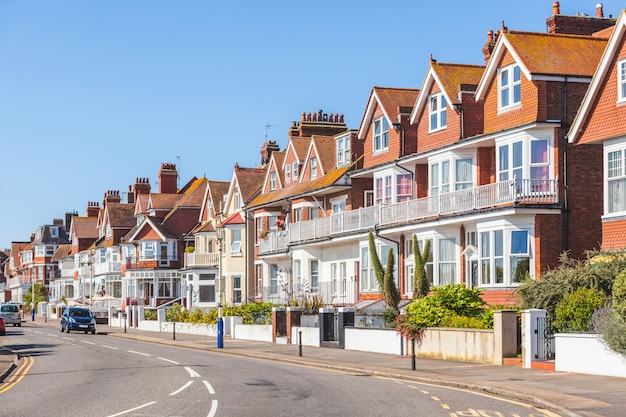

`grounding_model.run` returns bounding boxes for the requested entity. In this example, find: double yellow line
[0,350,34,394]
